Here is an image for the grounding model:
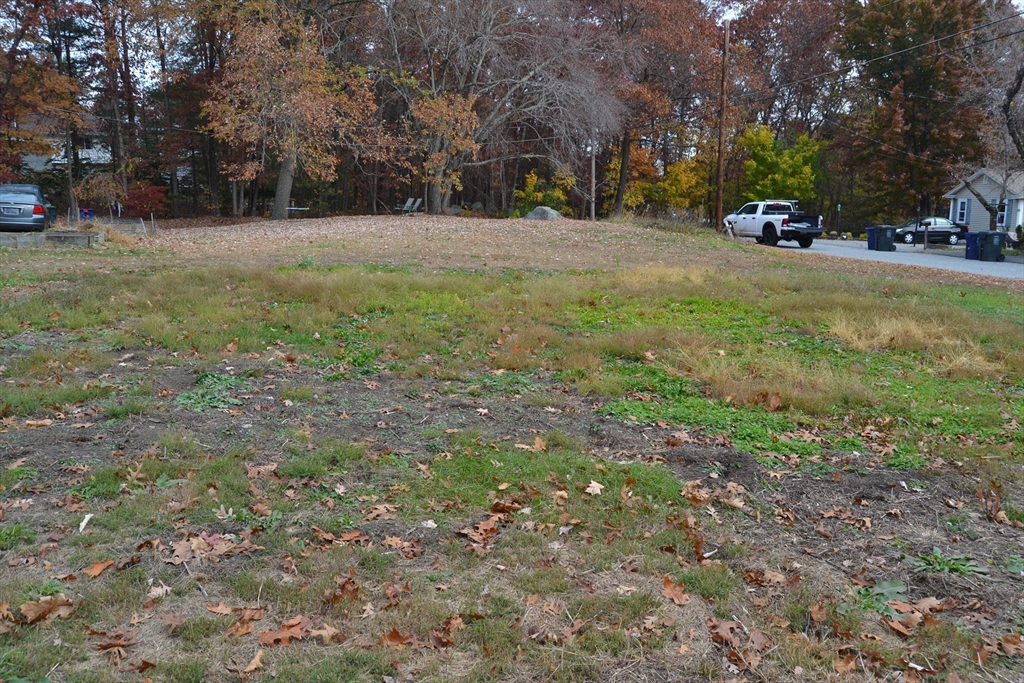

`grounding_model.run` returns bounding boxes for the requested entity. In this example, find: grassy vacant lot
[1,218,1022,683]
